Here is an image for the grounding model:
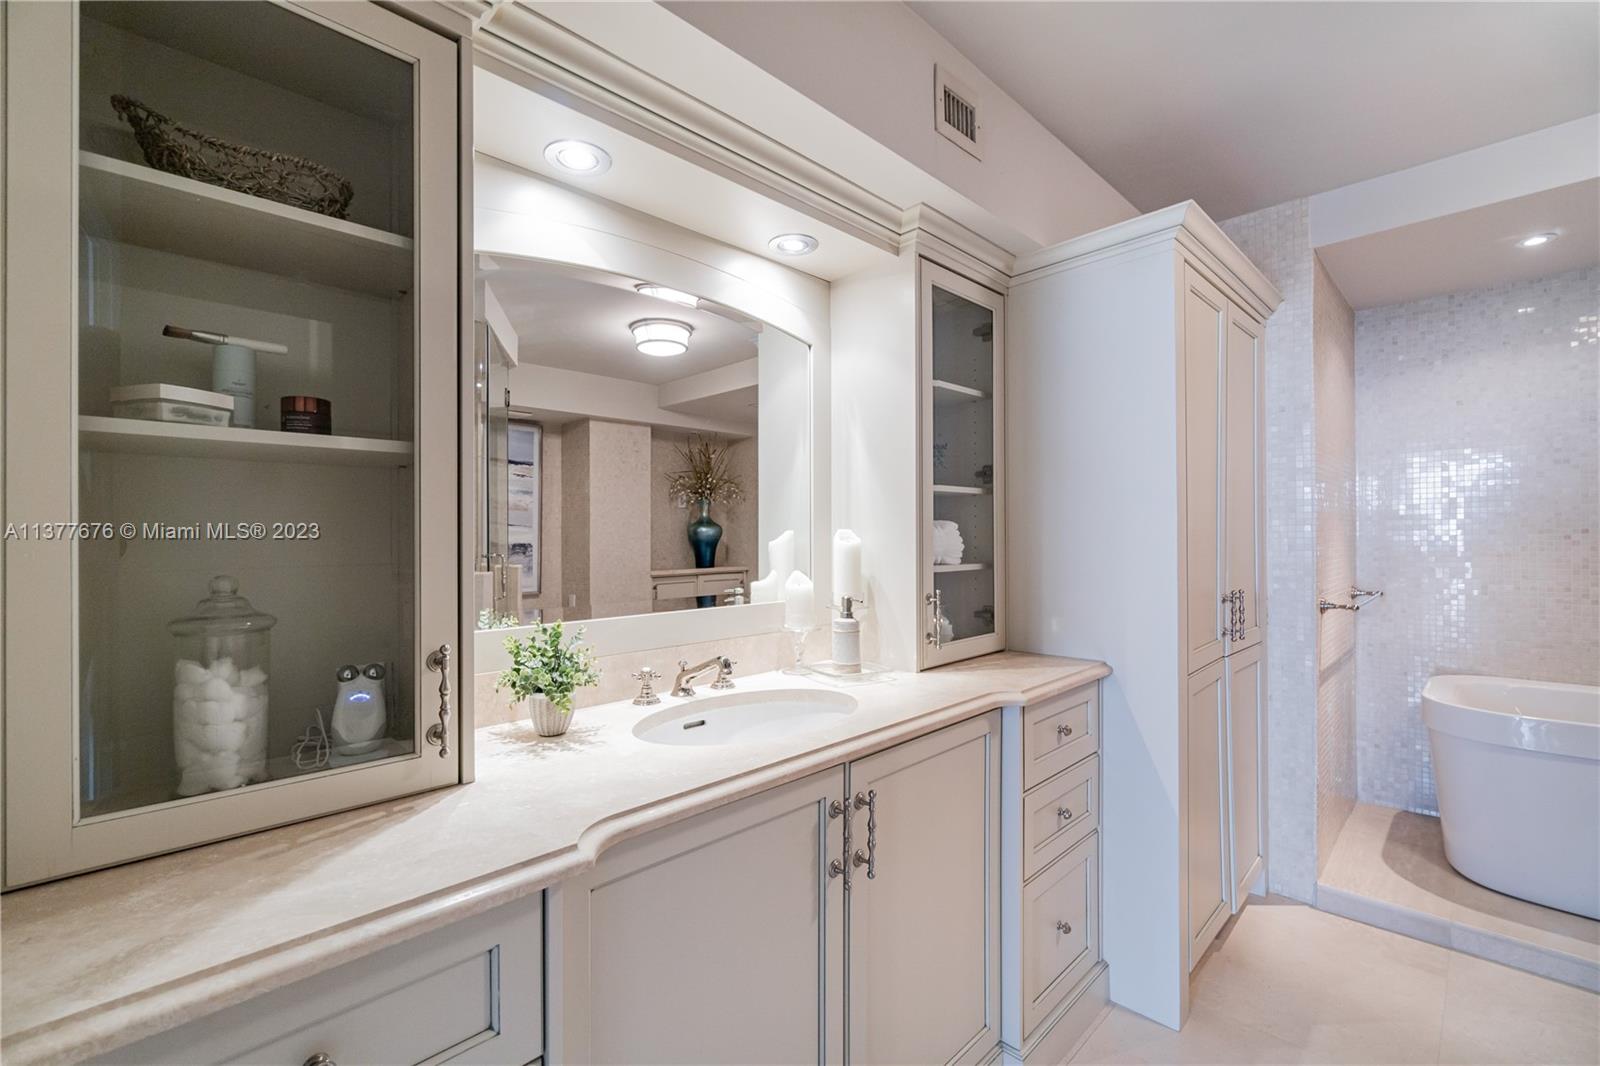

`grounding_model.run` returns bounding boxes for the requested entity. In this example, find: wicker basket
[111,95,354,220]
